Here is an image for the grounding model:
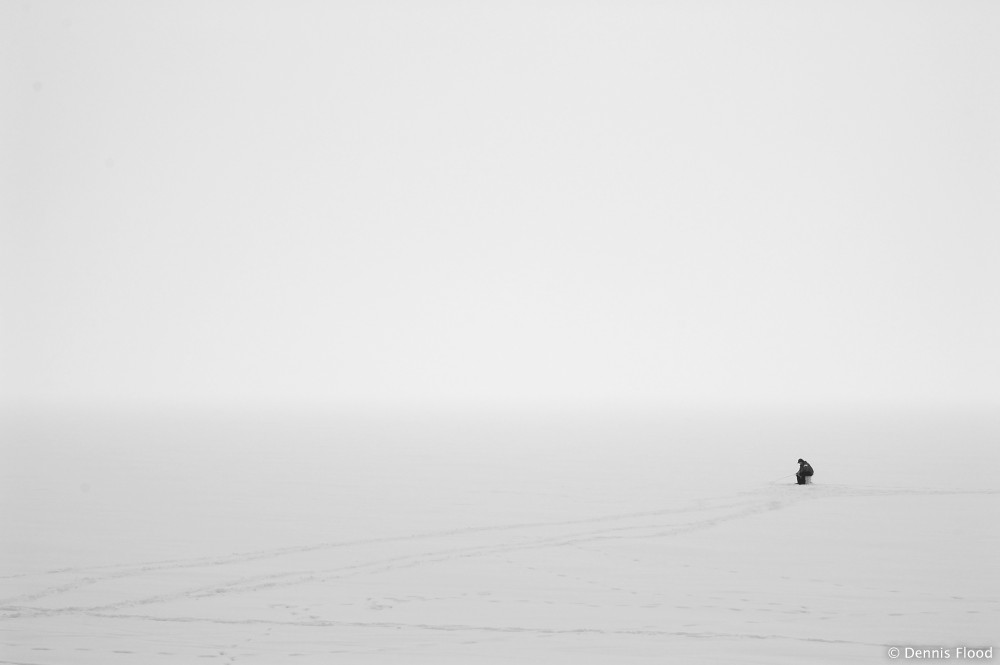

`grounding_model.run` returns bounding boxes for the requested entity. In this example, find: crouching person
[796,459,814,485]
